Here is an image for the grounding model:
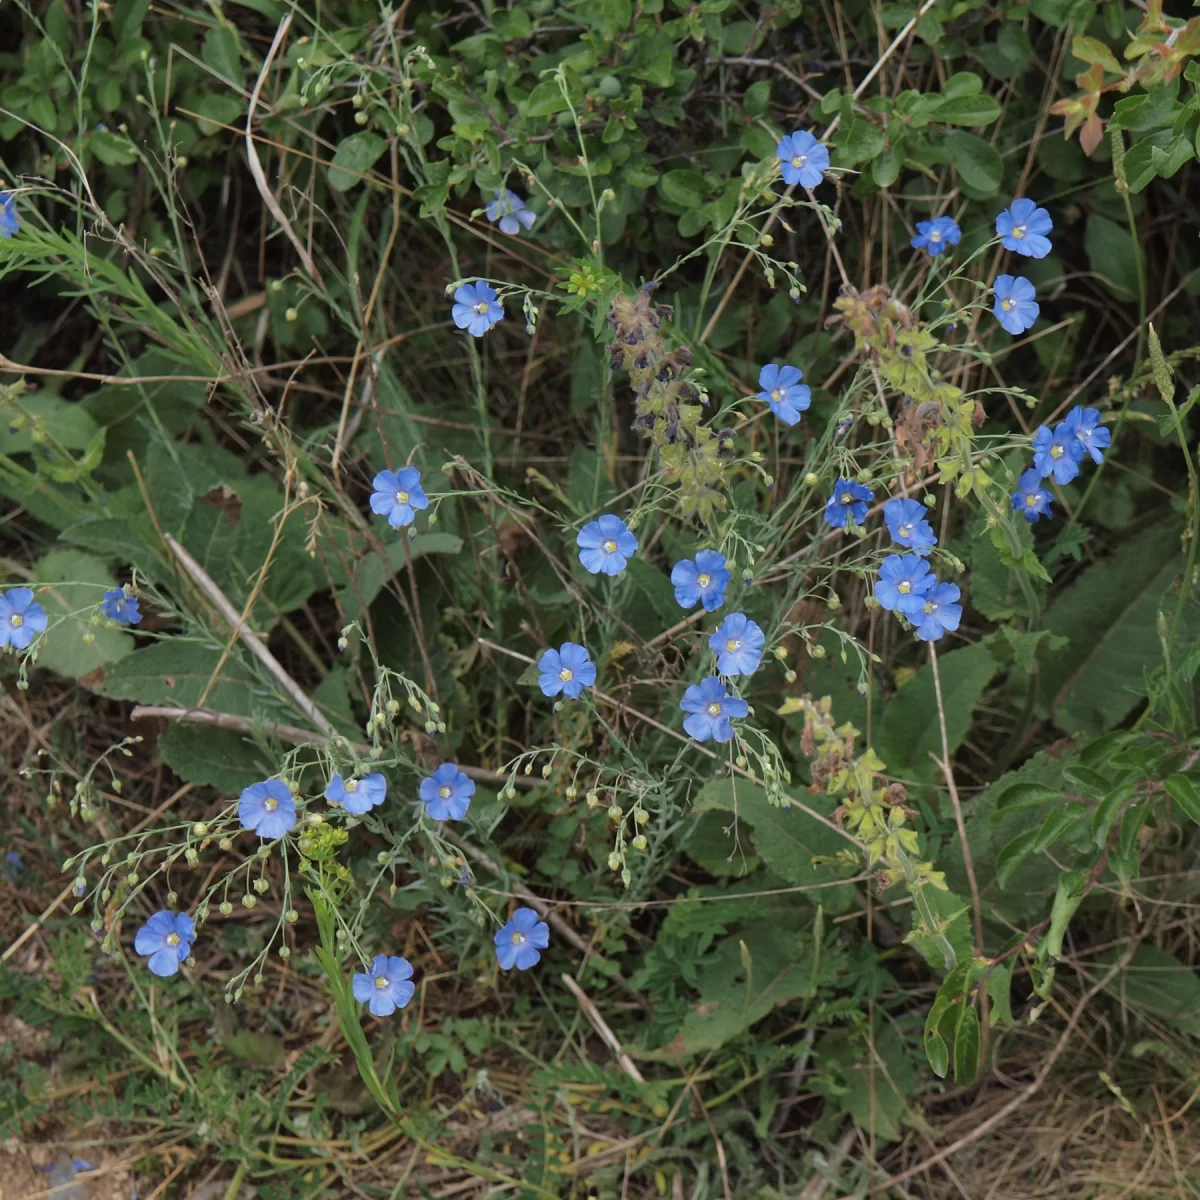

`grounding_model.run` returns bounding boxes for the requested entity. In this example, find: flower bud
[632,835,648,851]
